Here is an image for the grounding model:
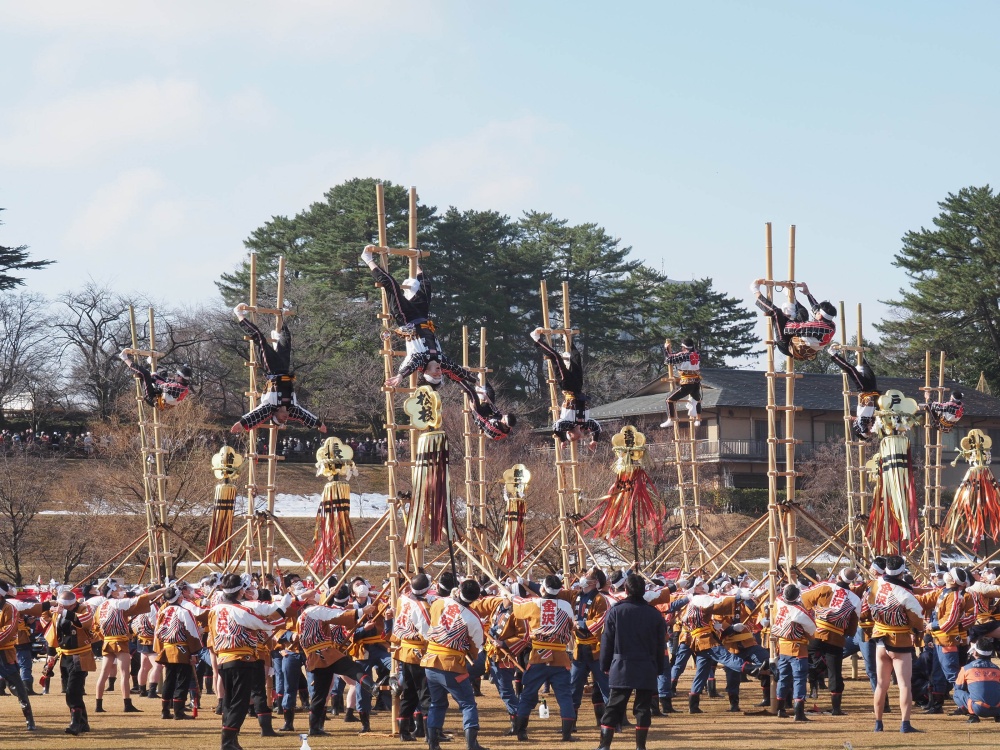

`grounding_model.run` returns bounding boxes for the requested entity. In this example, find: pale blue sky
[2,1,996,343]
